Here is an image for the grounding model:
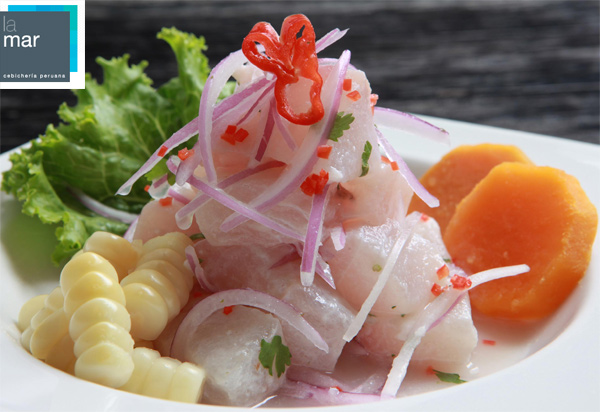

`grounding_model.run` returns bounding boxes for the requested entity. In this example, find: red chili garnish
[426,365,435,375]
[390,161,399,171]
[450,274,472,290]
[370,93,379,114]
[242,14,324,125]
[316,145,332,159]
[221,125,249,145]
[420,213,430,222]
[223,306,234,315]
[431,283,445,297]
[300,169,329,196]
[343,78,352,91]
[483,339,496,346]
[436,264,449,280]
[159,197,173,207]
[157,145,168,157]
[144,184,150,192]
[331,386,344,392]
[178,148,195,161]
[381,155,391,164]
[346,90,361,101]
